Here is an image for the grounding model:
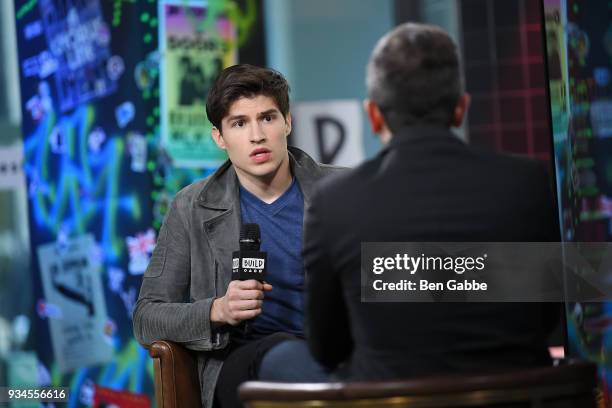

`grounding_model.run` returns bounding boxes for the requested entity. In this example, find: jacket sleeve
[303,185,353,370]
[132,197,225,351]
